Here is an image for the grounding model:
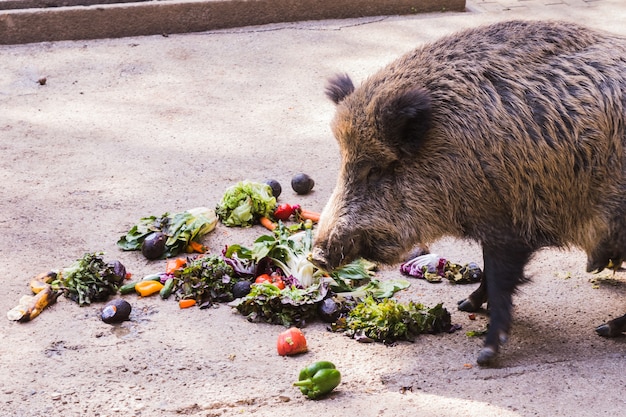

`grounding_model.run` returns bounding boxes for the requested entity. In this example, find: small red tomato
[255,273,286,290]
[277,327,308,356]
[271,272,285,290]
[255,274,272,284]
[273,203,294,221]
[271,274,286,290]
